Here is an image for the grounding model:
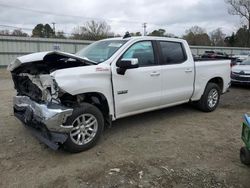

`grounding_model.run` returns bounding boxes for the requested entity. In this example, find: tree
[235,25,249,46]
[44,24,55,38]
[0,29,28,37]
[210,28,226,46]
[130,32,142,36]
[32,24,44,37]
[165,33,176,38]
[186,26,206,35]
[183,26,211,46]
[225,0,250,45]
[225,32,236,46]
[148,29,166,36]
[32,24,55,38]
[55,31,66,39]
[72,20,112,40]
[11,29,28,37]
[225,0,250,30]
[224,26,250,47]
[0,30,10,36]
[147,29,175,38]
